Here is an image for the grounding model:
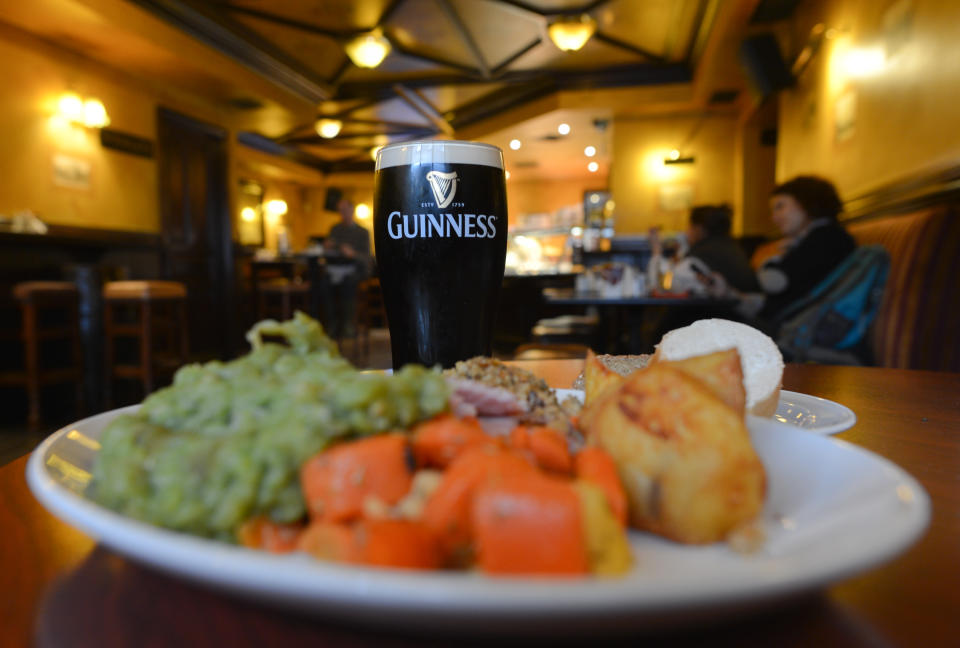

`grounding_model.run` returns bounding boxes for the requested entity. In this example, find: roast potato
[580,363,766,544]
